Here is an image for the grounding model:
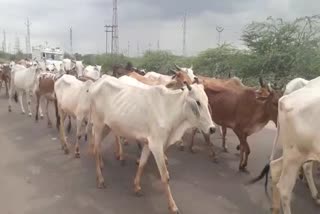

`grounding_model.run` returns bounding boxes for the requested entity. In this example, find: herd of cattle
[0,58,319,214]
